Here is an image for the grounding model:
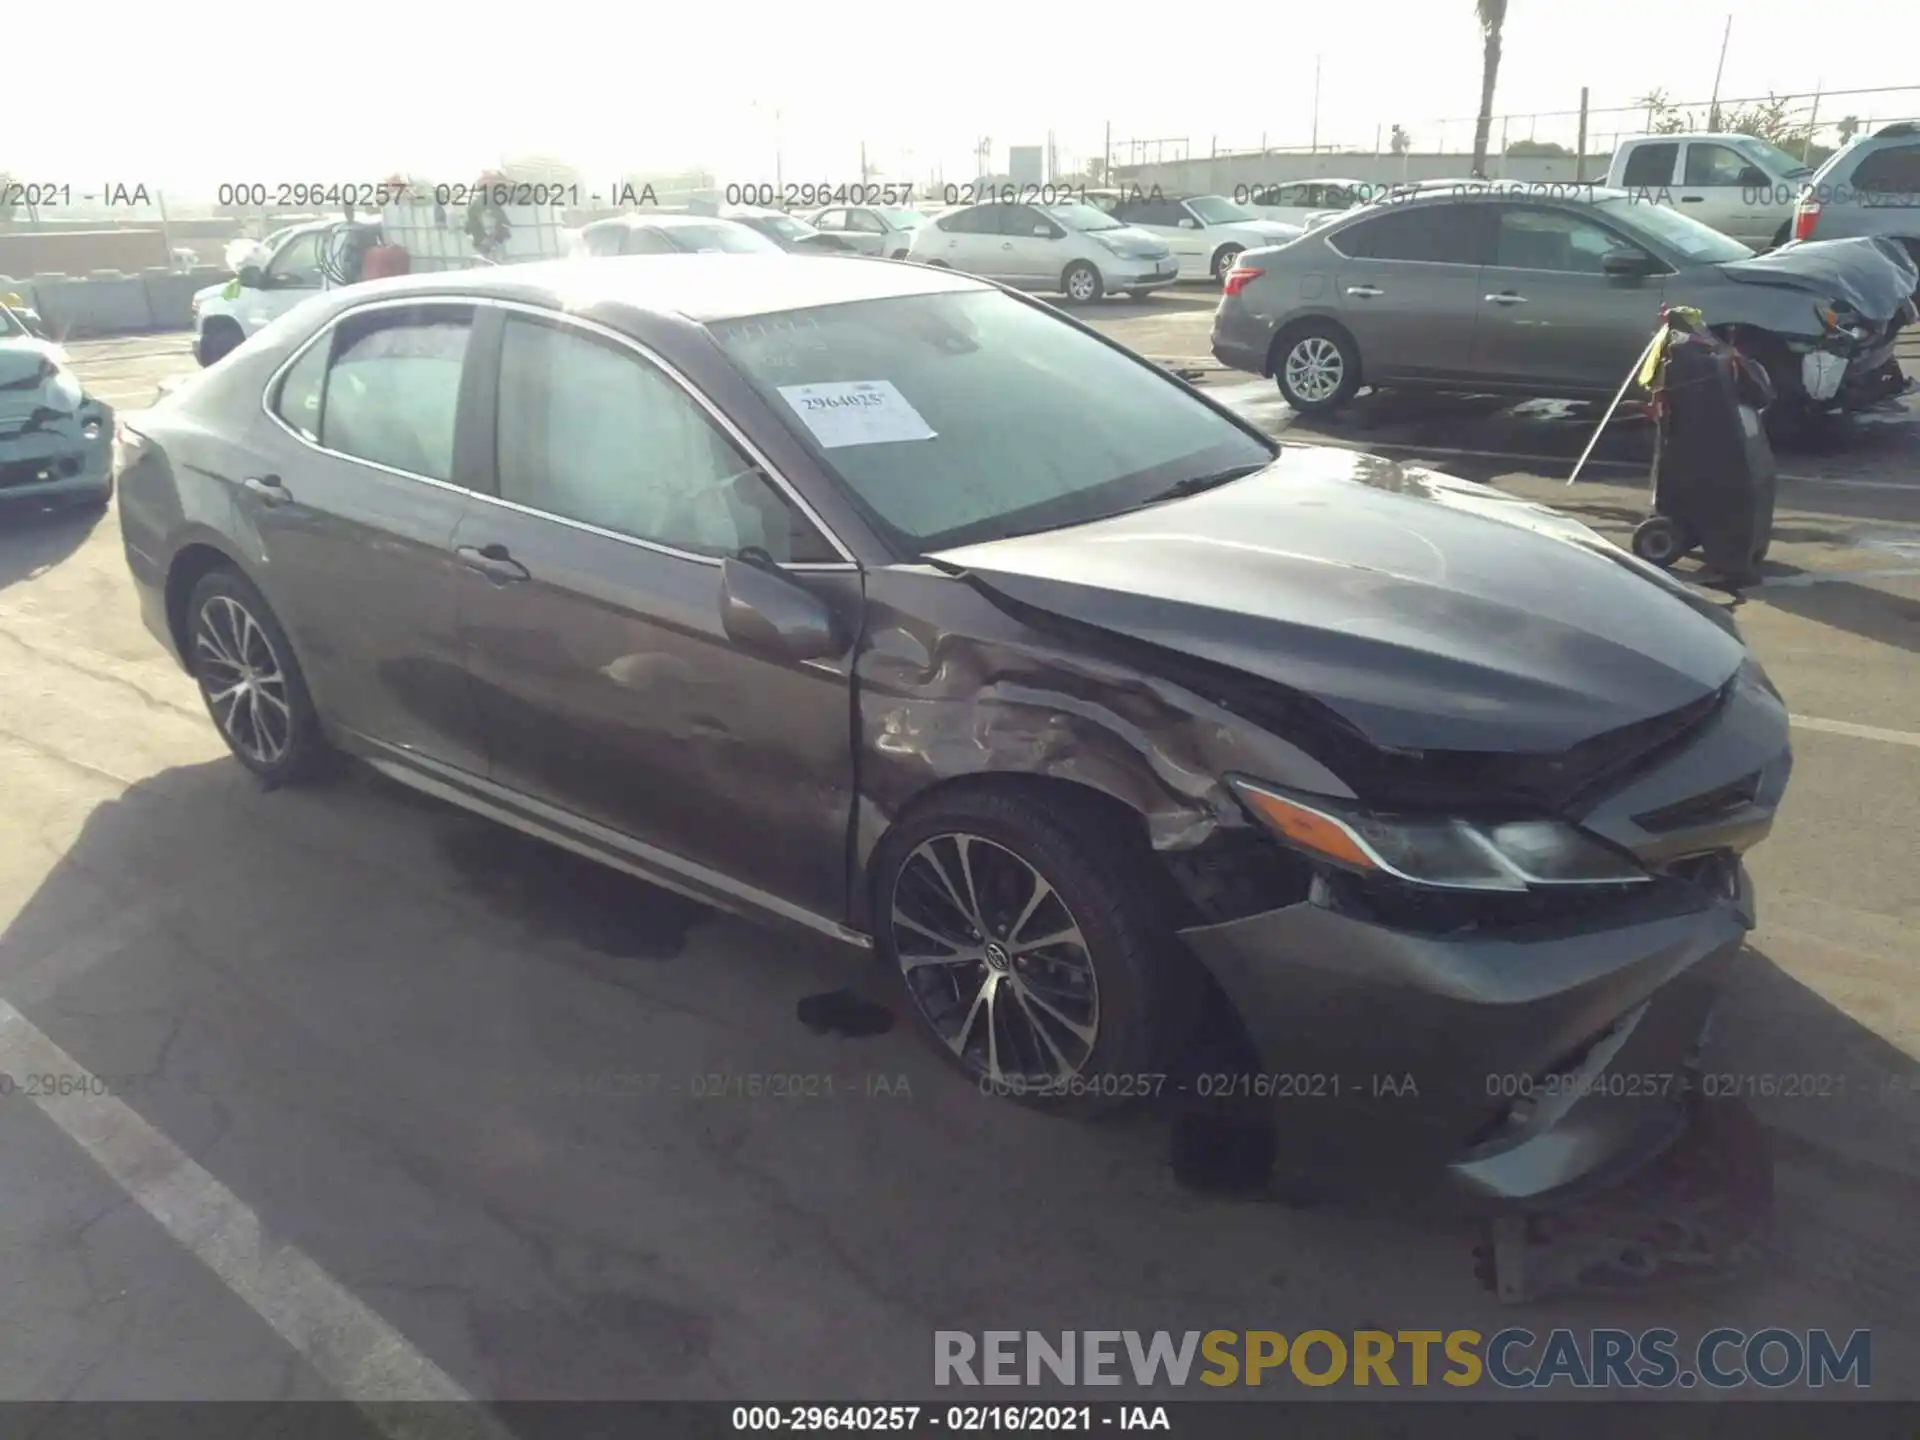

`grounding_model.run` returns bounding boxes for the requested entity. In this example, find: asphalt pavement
[1,301,1918,1410]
